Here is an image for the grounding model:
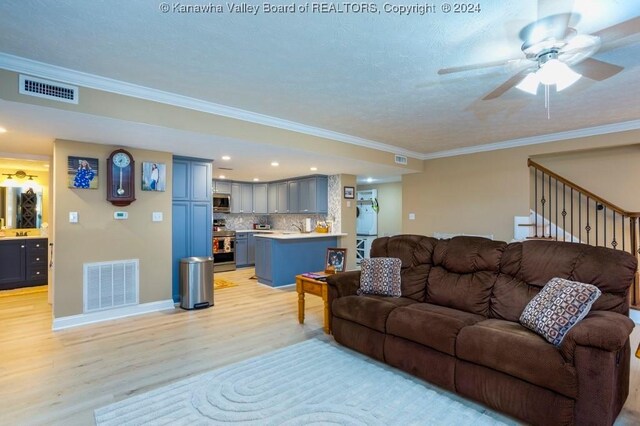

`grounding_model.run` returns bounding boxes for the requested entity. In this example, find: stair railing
[528,159,640,307]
